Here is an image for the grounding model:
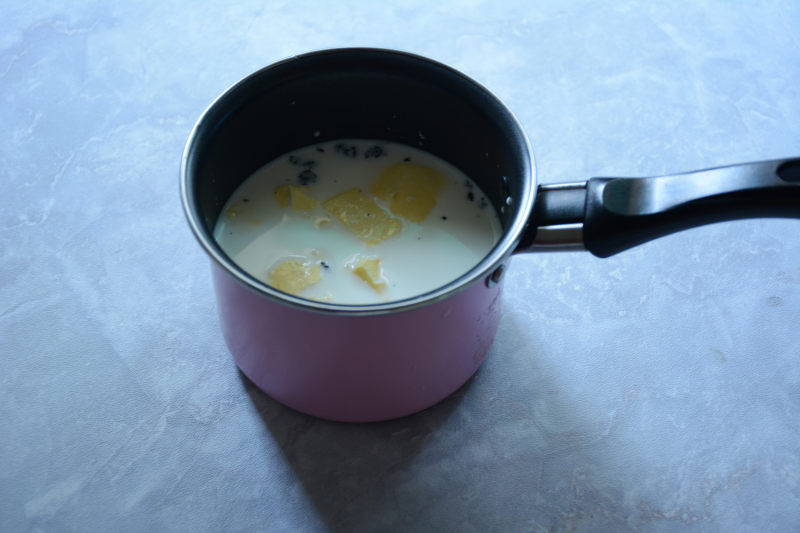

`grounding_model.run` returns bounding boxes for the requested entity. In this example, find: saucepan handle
[520,158,800,258]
